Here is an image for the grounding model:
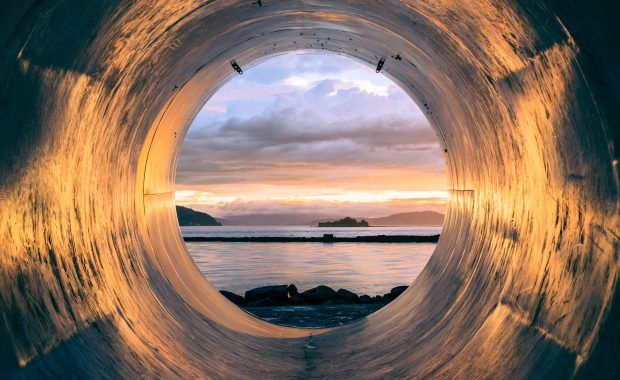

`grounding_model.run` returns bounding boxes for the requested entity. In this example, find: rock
[236,284,406,308]
[372,295,388,304]
[384,286,409,301]
[289,295,305,305]
[287,284,300,298]
[245,298,278,307]
[301,285,337,305]
[391,285,408,295]
[335,288,360,304]
[220,290,245,305]
[245,285,289,305]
